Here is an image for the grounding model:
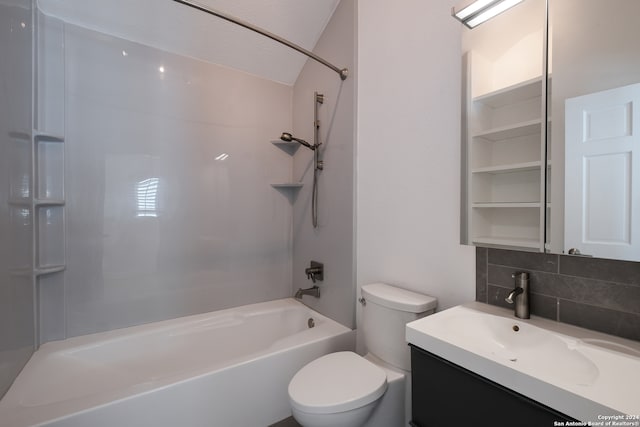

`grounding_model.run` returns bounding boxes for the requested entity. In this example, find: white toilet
[288,283,437,427]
